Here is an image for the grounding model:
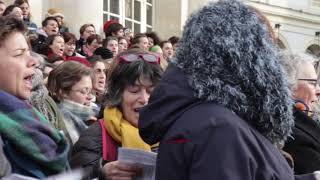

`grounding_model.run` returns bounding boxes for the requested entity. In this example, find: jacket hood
[140,0,294,144]
[139,65,198,144]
